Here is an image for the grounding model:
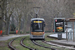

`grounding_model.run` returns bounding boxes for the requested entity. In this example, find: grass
[12,37,29,50]
[36,33,69,50]
[23,36,51,50]
[45,33,55,41]
[0,39,12,50]
[0,33,70,50]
